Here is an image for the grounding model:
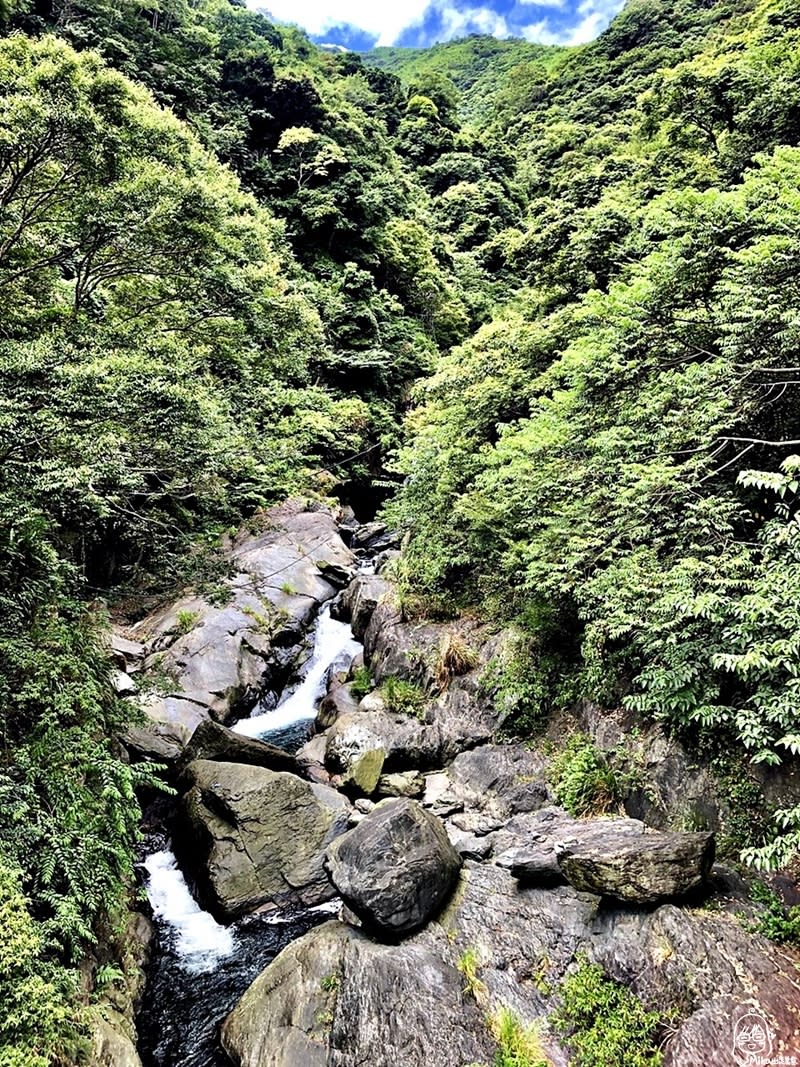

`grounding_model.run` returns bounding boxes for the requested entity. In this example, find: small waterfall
[137,596,363,1067]
[139,849,340,1067]
[232,604,360,741]
[143,850,235,974]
